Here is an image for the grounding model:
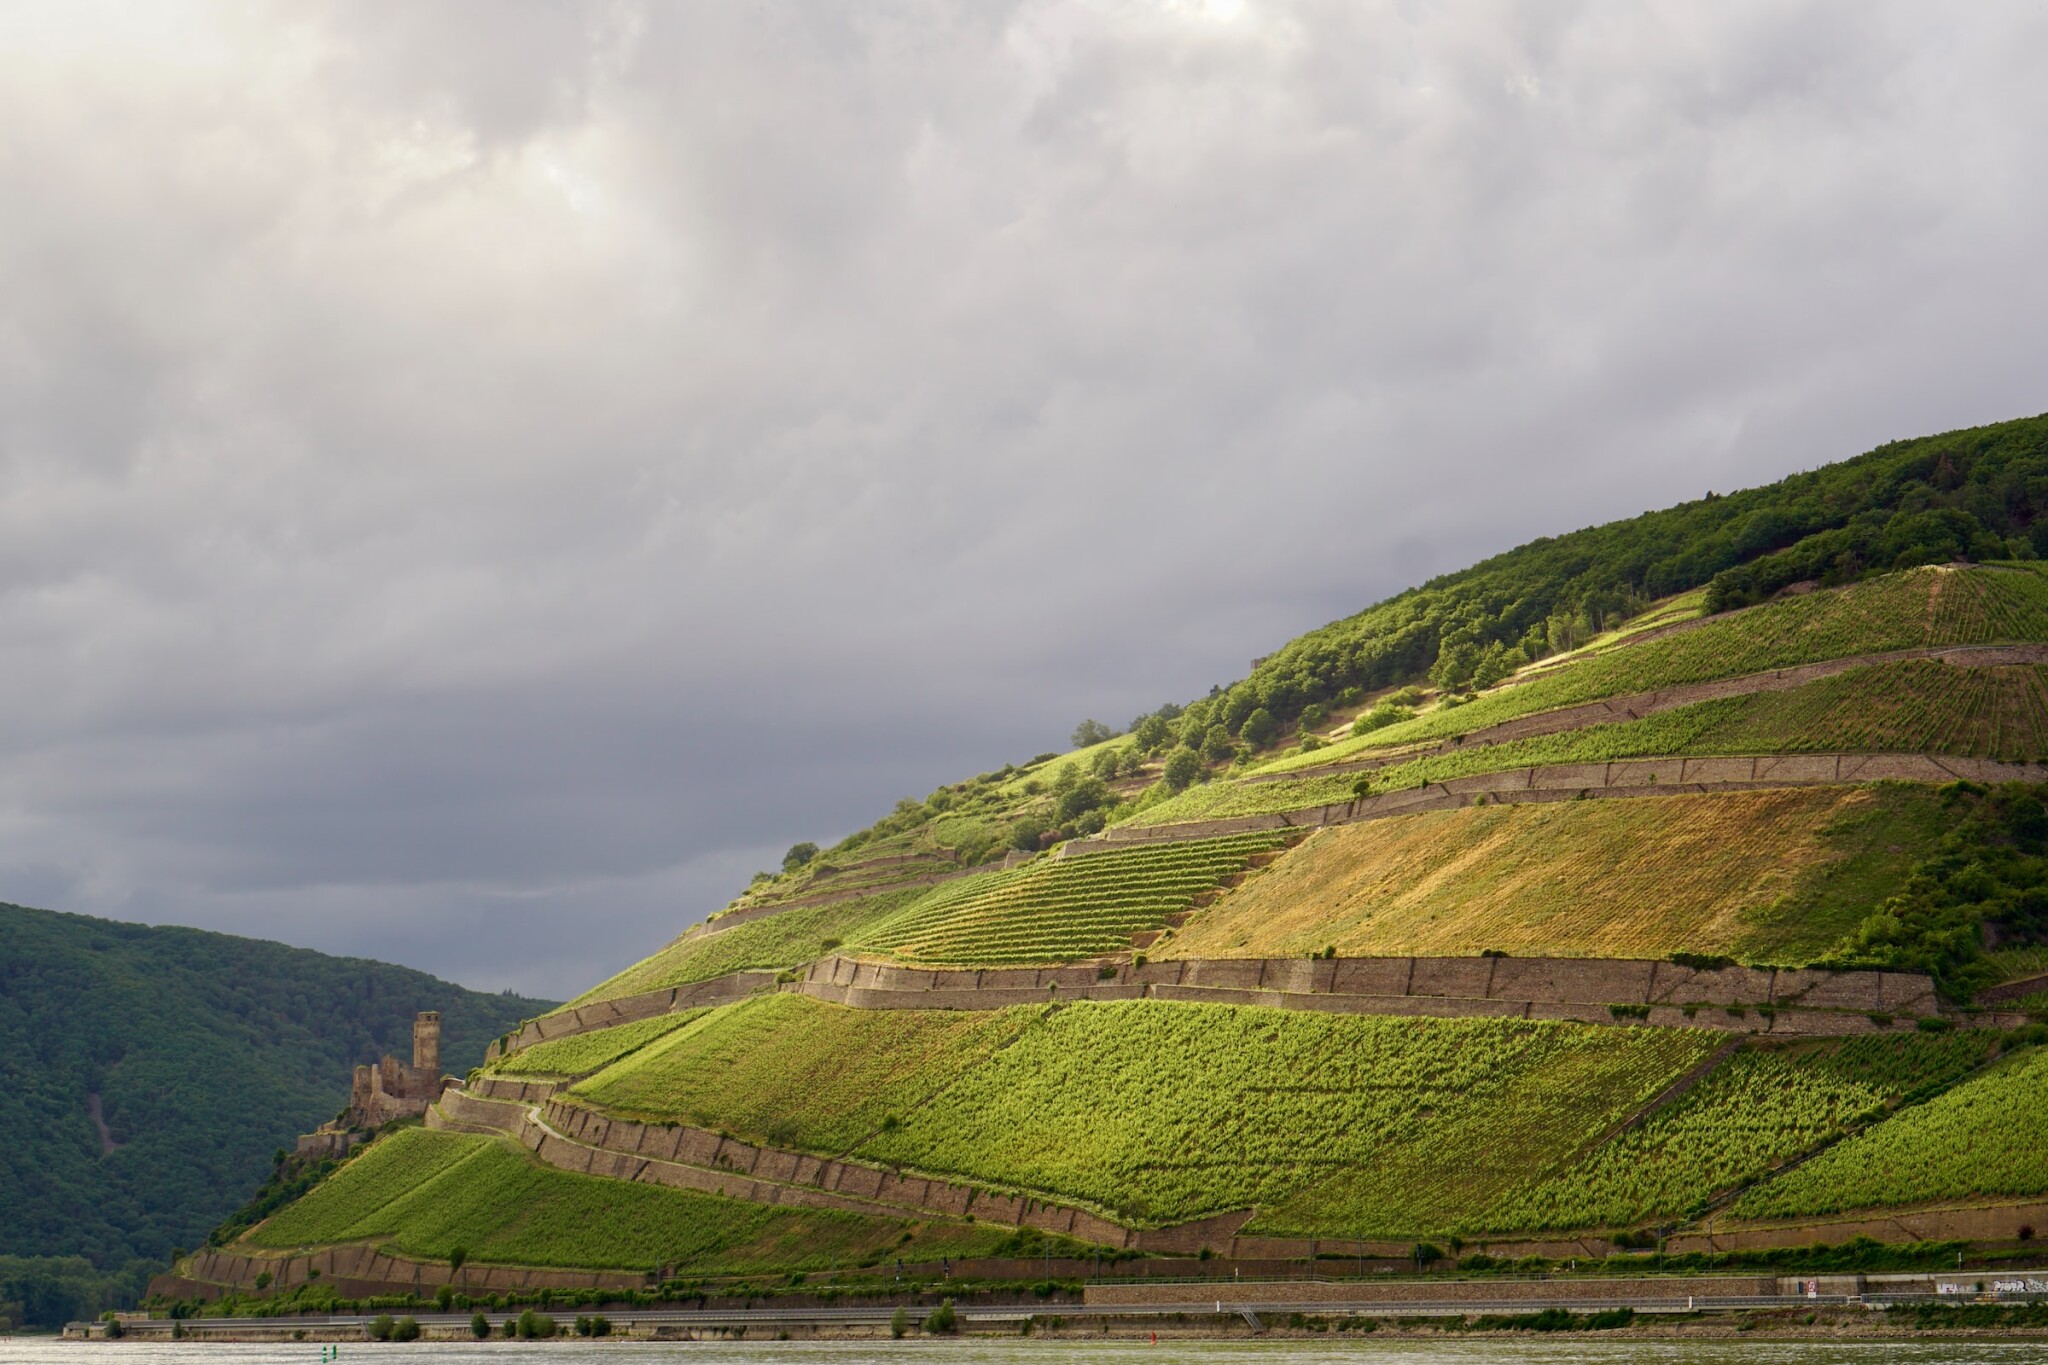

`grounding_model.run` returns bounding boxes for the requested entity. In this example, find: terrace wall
[490,971,778,1061]
[1088,752,2048,847]
[792,952,1950,1034]
[1249,643,2048,787]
